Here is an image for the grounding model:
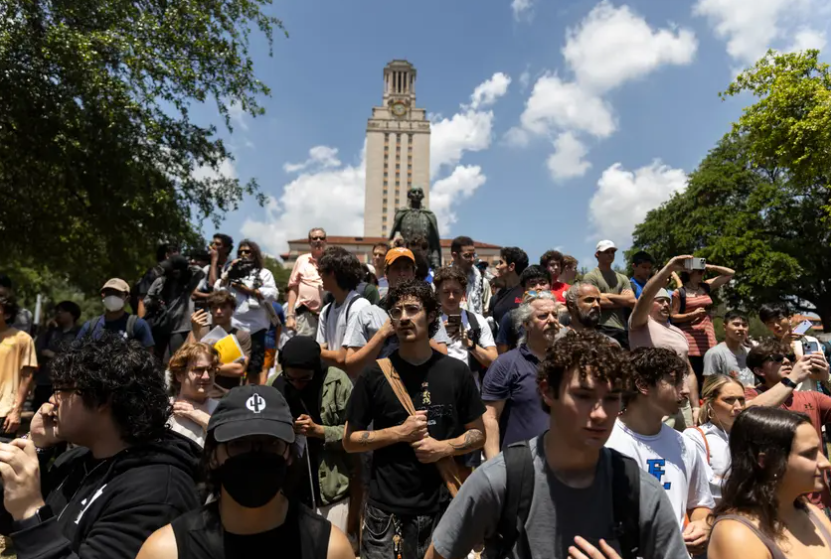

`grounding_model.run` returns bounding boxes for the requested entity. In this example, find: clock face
[392,102,407,117]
